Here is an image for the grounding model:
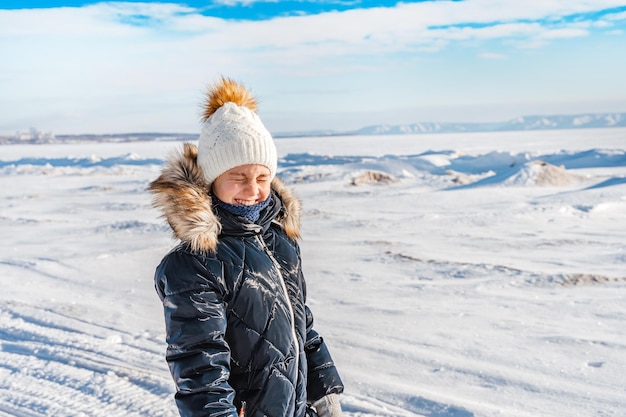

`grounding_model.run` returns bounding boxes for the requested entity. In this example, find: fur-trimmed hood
[148,143,301,252]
